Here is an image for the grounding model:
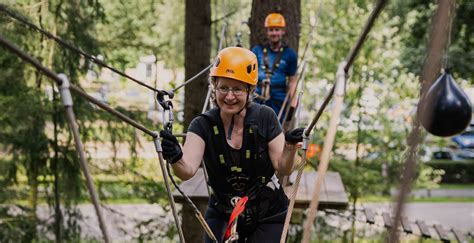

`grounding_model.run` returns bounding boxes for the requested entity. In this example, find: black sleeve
[260,105,283,142]
[187,116,210,142]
